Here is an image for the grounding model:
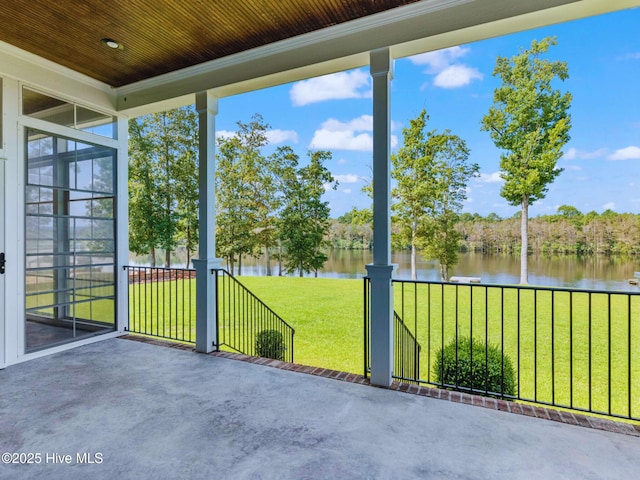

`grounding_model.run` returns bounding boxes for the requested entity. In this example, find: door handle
[0,252,5,274]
